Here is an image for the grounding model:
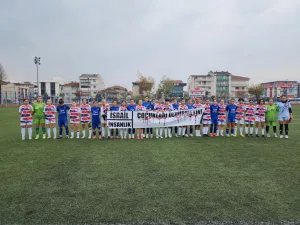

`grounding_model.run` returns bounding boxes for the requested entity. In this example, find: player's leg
[70,123,75,139]
[156,127,159,138]
[284,119,289,138]
[178,126,182,137]
[35,119,40,139]
[239,119,244,137]
[88,122,92,139]
[81,123,86,138]
[182,126,186,137]
[159,127,163,138]
[20,123,26,140]
[190,125,194,137]
[120,128,124,139]
[261,121,265,137]
[266,121,270,137]
[64,120,69,138]
[75,123,80,138]
[57,119,63,139]
[41,119,46,139]
[230,122,235,136]
[234,122,238,135]
[164,127,168,138]
[213,120,218,136]
[255,121,260,137]
[202,123,206,136]
[46,120,51,139]
[92,121,97,139]
[146,128,149,138]
[226,121,230,137]
[245,122,249,136]
[279,120,284,138]
[27,123,33,140]
[98,123,102,139]
[272,122,277,137]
